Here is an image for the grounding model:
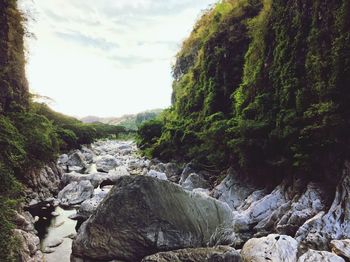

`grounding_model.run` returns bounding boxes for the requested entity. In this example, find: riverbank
[19,139,350,262]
